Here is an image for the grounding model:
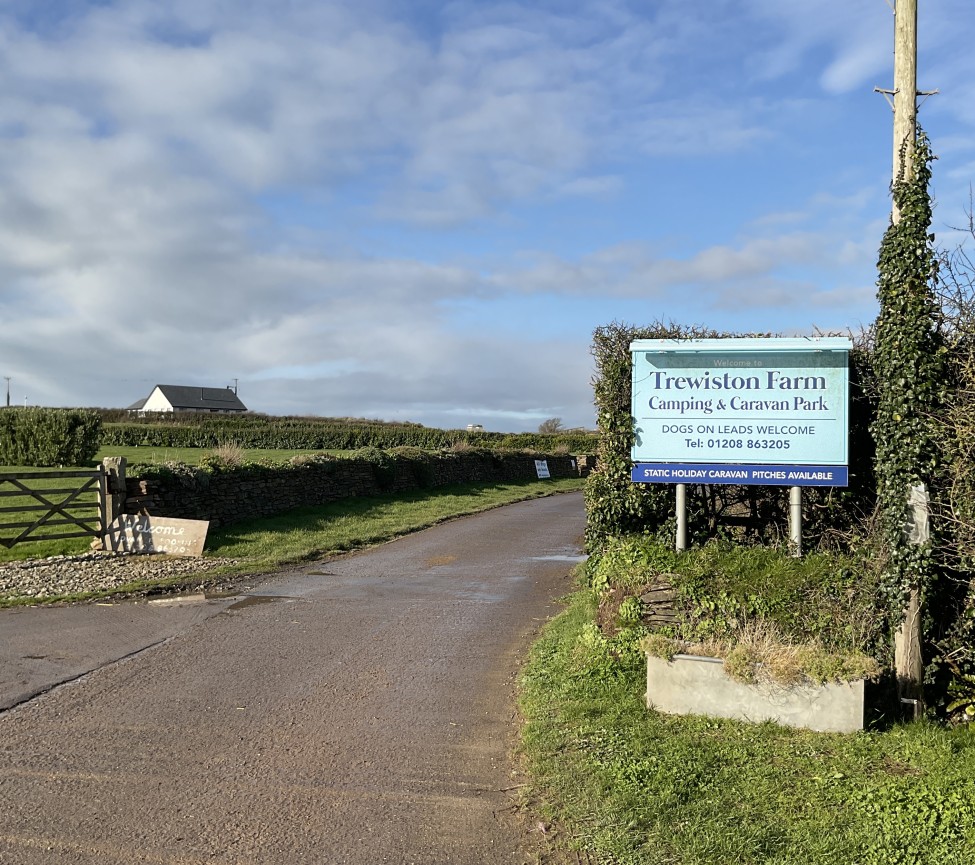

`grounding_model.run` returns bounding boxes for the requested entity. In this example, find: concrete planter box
[646,653,865,733]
